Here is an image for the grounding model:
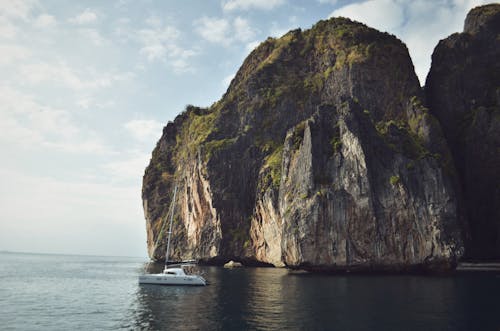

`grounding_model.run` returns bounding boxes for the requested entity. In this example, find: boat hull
[138,274,206,286]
